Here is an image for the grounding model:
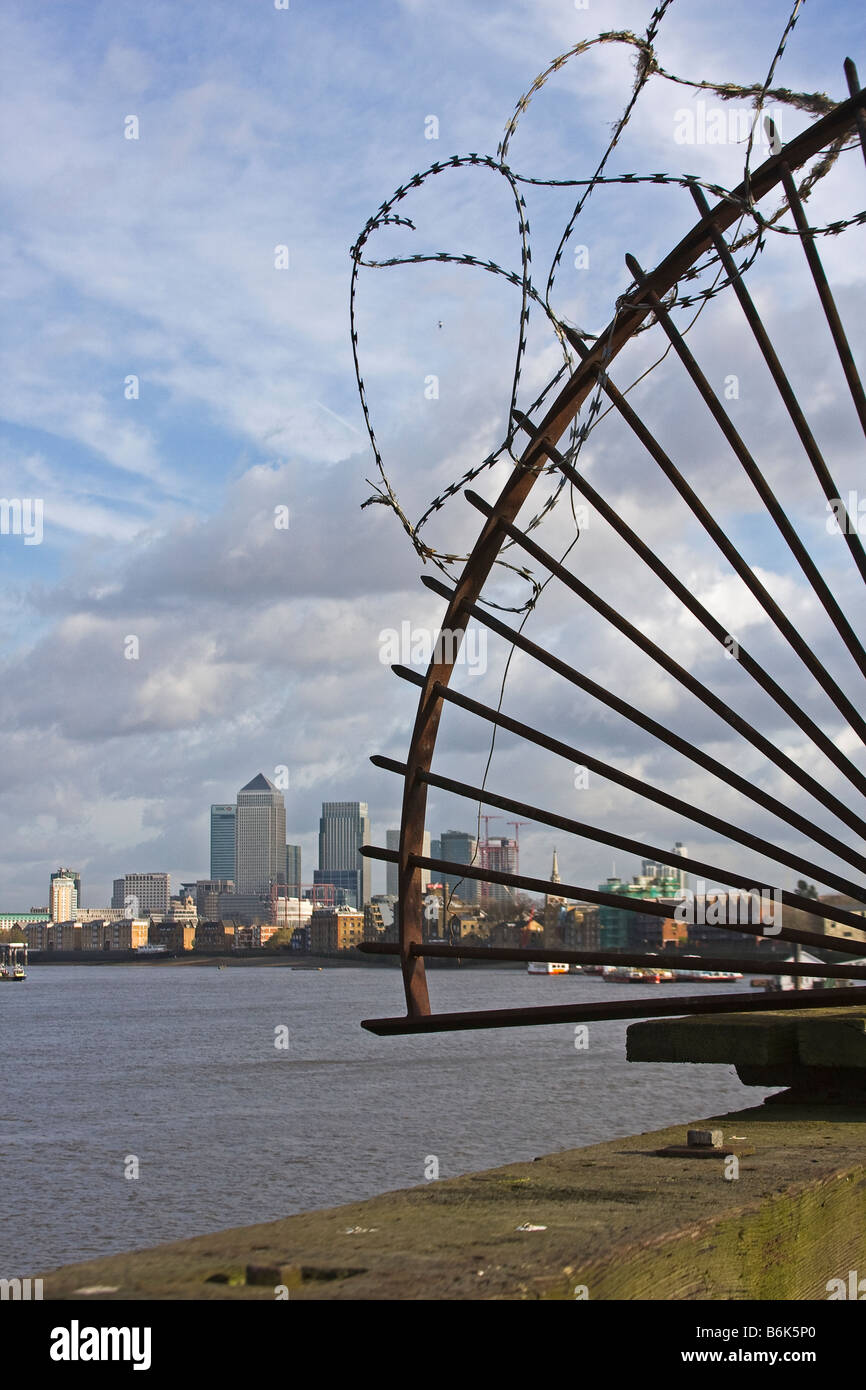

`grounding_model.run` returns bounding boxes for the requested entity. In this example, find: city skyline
[0,0,861,921]
[5,813,704,919]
